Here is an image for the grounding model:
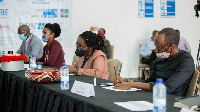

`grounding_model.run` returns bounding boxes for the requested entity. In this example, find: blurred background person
[175,30,191,53]
[17,25,43,63]
[139,30,159,65]
[36,23,65,68]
